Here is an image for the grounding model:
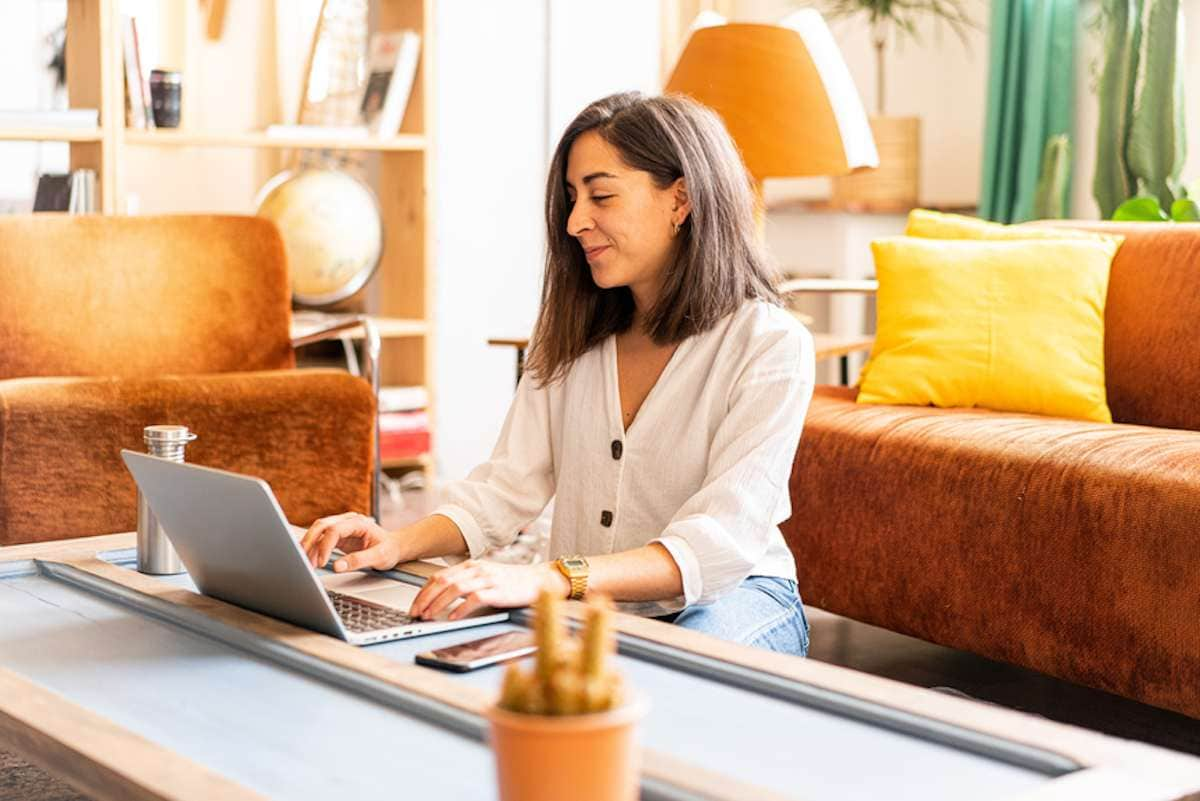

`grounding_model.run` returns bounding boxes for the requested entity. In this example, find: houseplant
[1092,0,1188,218]
[486,590,643,801]
[805,0,976,210]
